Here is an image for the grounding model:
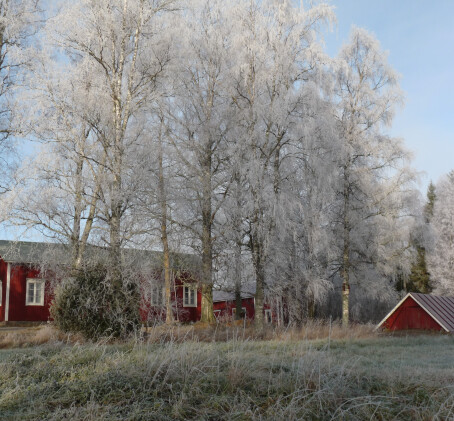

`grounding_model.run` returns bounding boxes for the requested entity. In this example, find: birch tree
[333,28,414,325]
[166,0,233,323]
[0,0,42,190]
[44,0,176,333]
[135,110,177,323]
[268,97,338,324]
[4,58,107,272]
[229,0,333,327]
